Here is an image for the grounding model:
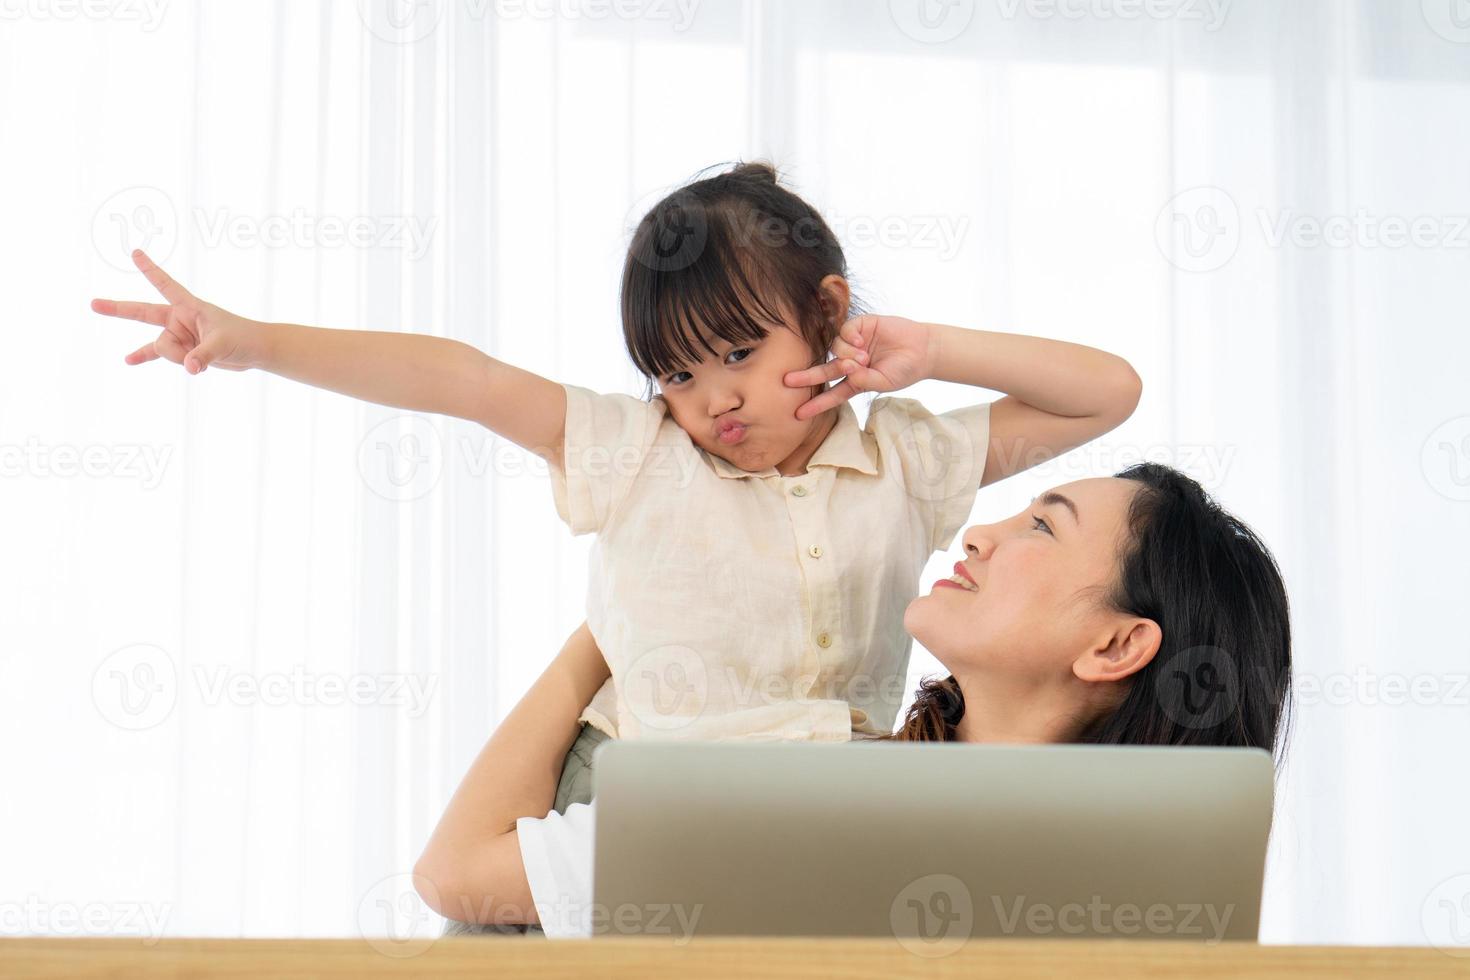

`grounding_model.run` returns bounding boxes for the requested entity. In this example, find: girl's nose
[960,524,997,560]
[708,388,741,418]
